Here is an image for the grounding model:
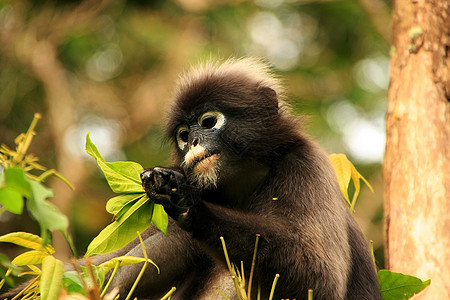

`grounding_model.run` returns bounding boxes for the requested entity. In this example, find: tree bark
[384,1,449,299]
